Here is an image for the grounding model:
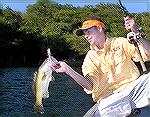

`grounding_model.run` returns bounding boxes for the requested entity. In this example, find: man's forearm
[132,26,150,58]
[139,38,150,58]
[65,66,93,91]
